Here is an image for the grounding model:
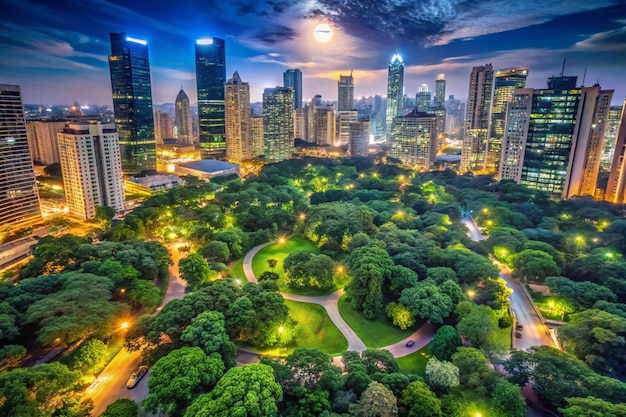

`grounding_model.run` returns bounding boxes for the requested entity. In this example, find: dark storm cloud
[254,25,299,44]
